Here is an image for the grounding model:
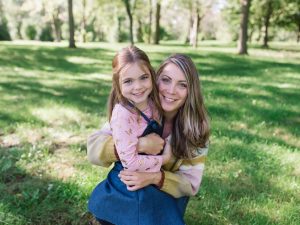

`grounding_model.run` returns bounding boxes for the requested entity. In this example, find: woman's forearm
[87,124,117,167]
